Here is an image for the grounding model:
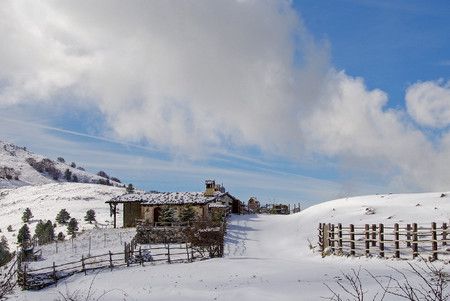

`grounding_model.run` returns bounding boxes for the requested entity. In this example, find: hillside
[0,183,126,249]
[12,191,450,301]
[0,140,122,189]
